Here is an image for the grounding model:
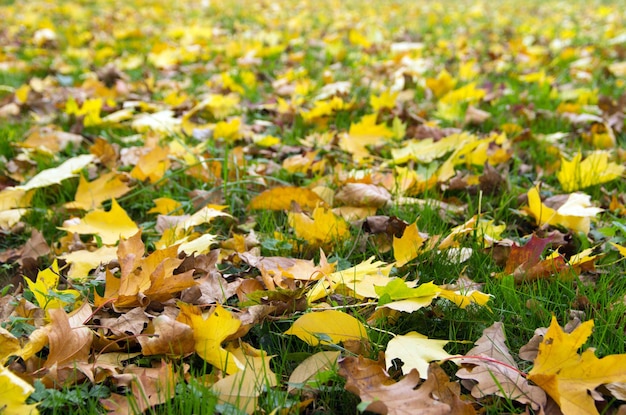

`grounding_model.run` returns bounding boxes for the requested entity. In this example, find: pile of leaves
[1,0,626,414]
